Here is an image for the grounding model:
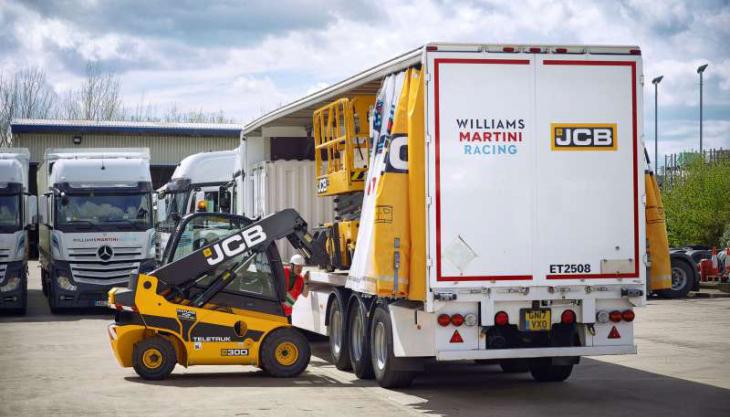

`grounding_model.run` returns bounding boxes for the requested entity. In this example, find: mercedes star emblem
[97,245,114,261]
